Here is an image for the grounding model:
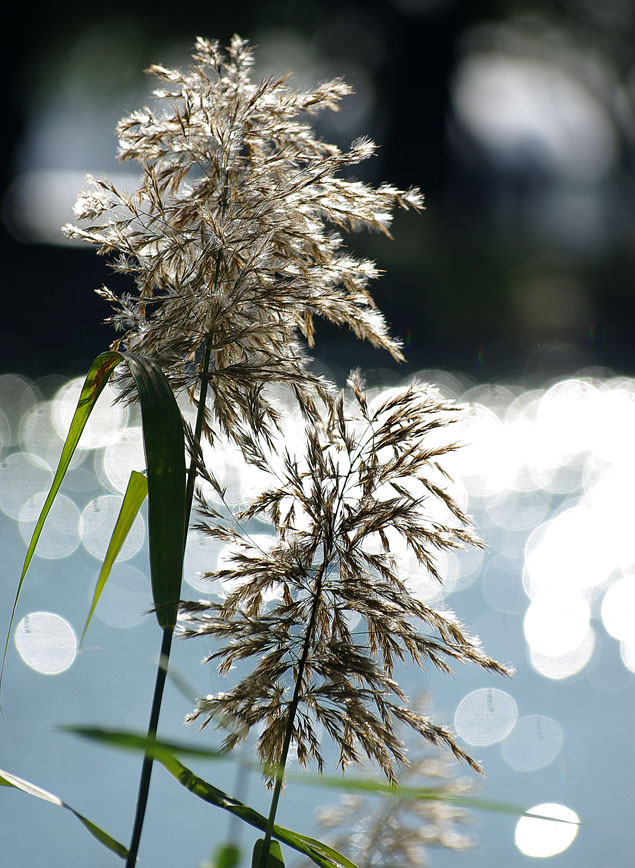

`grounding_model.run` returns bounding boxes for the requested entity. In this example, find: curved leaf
[0,767,128,859]
[65,726,579,828]
[253,839,284,868]
[81,470,148,644]
[62,726,358,868]
[63,726,225,763]
[2,352,121,686]
[2,350,187,694]
[121,353,186,631]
